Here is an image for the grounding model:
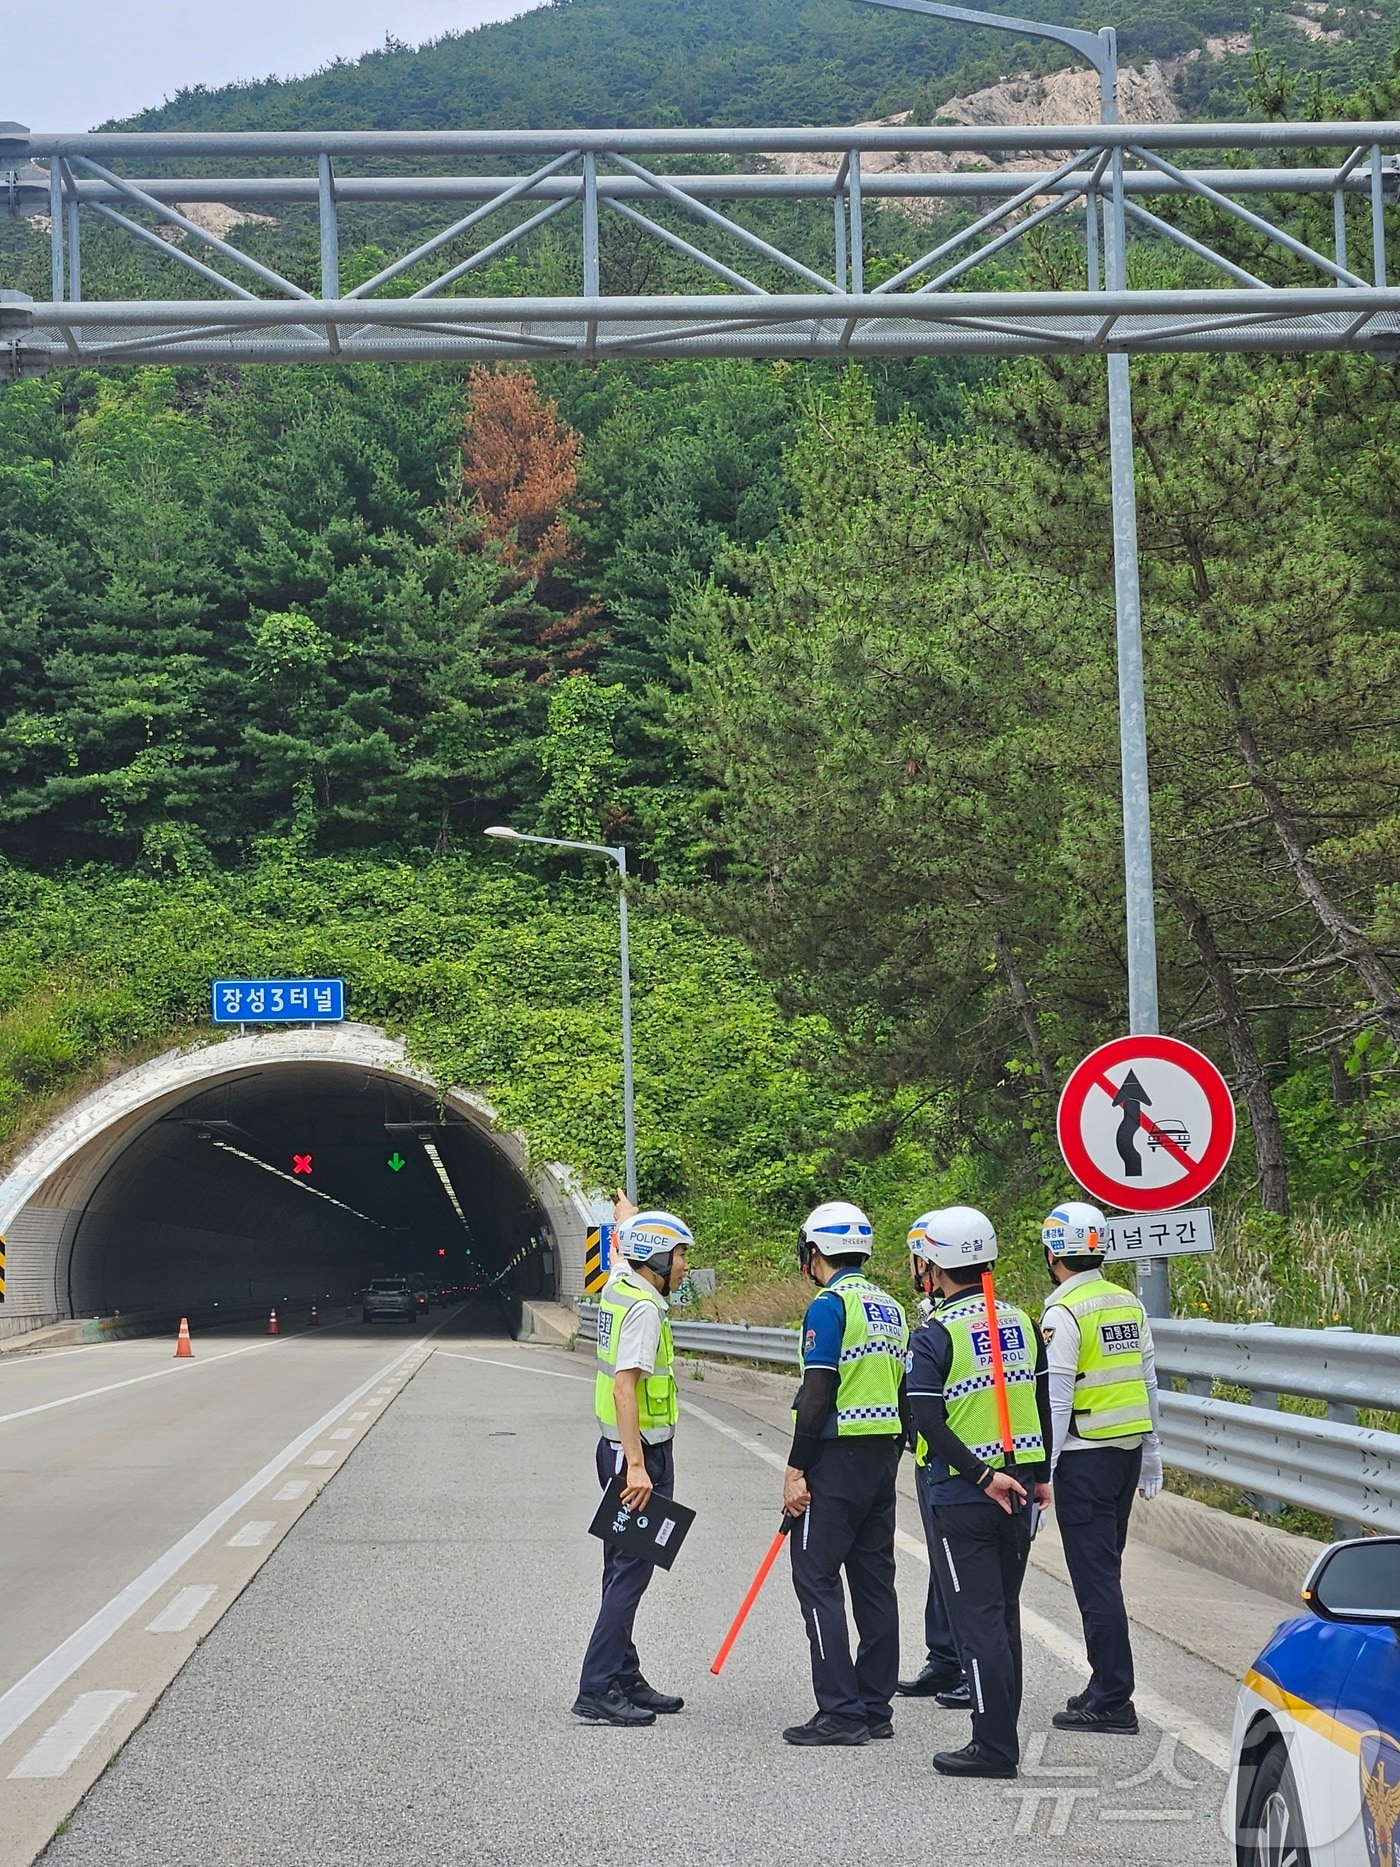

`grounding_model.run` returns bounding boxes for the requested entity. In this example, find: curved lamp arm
[851,0,1118,122]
